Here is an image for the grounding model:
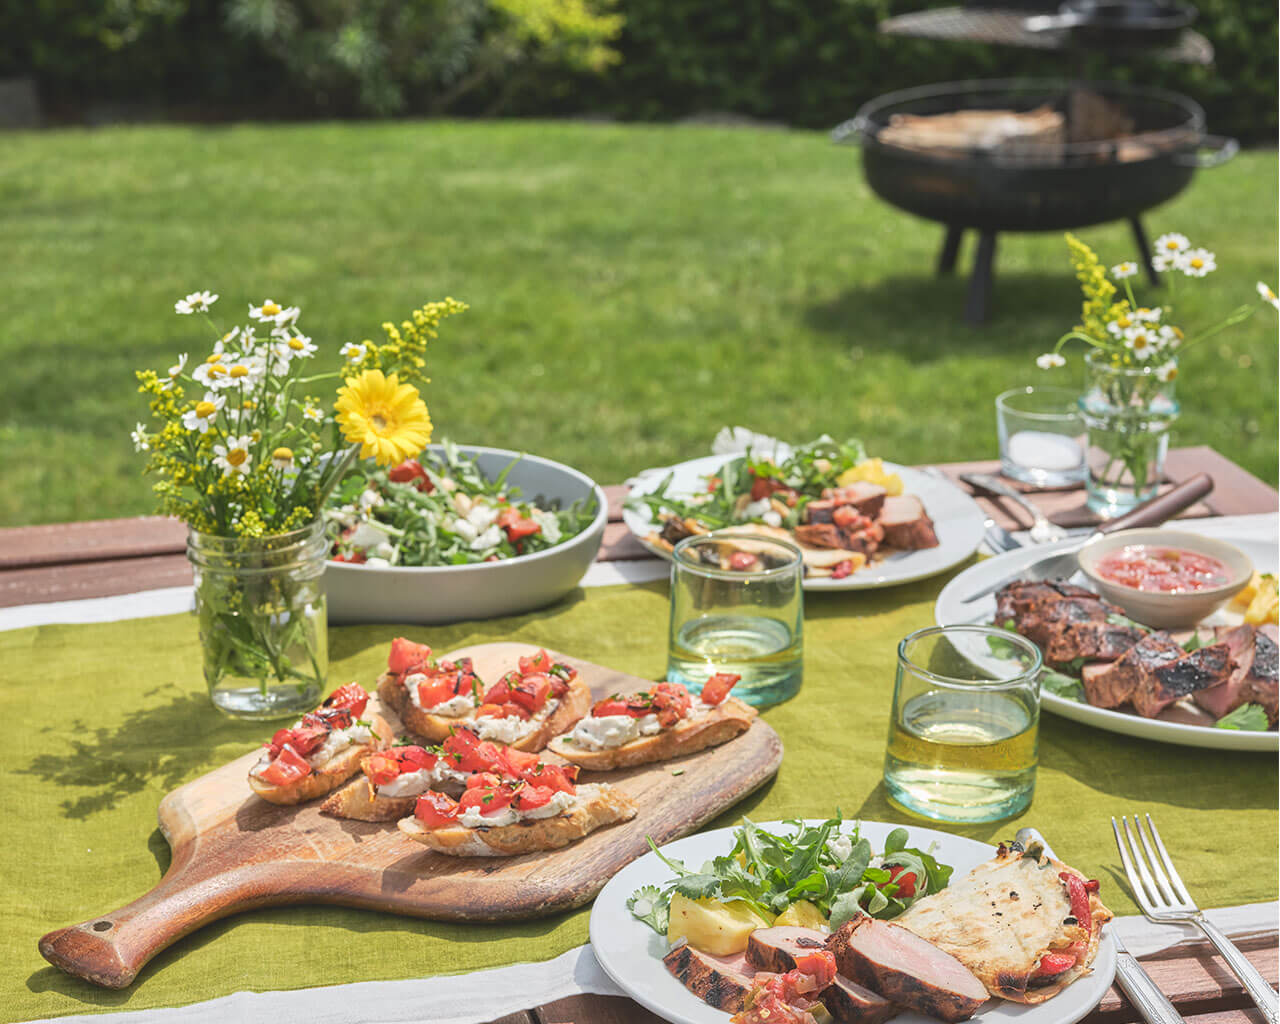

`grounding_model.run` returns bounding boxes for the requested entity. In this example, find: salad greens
[325,440,597,567]
[627,816,953,935]
[625,435,868,530]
